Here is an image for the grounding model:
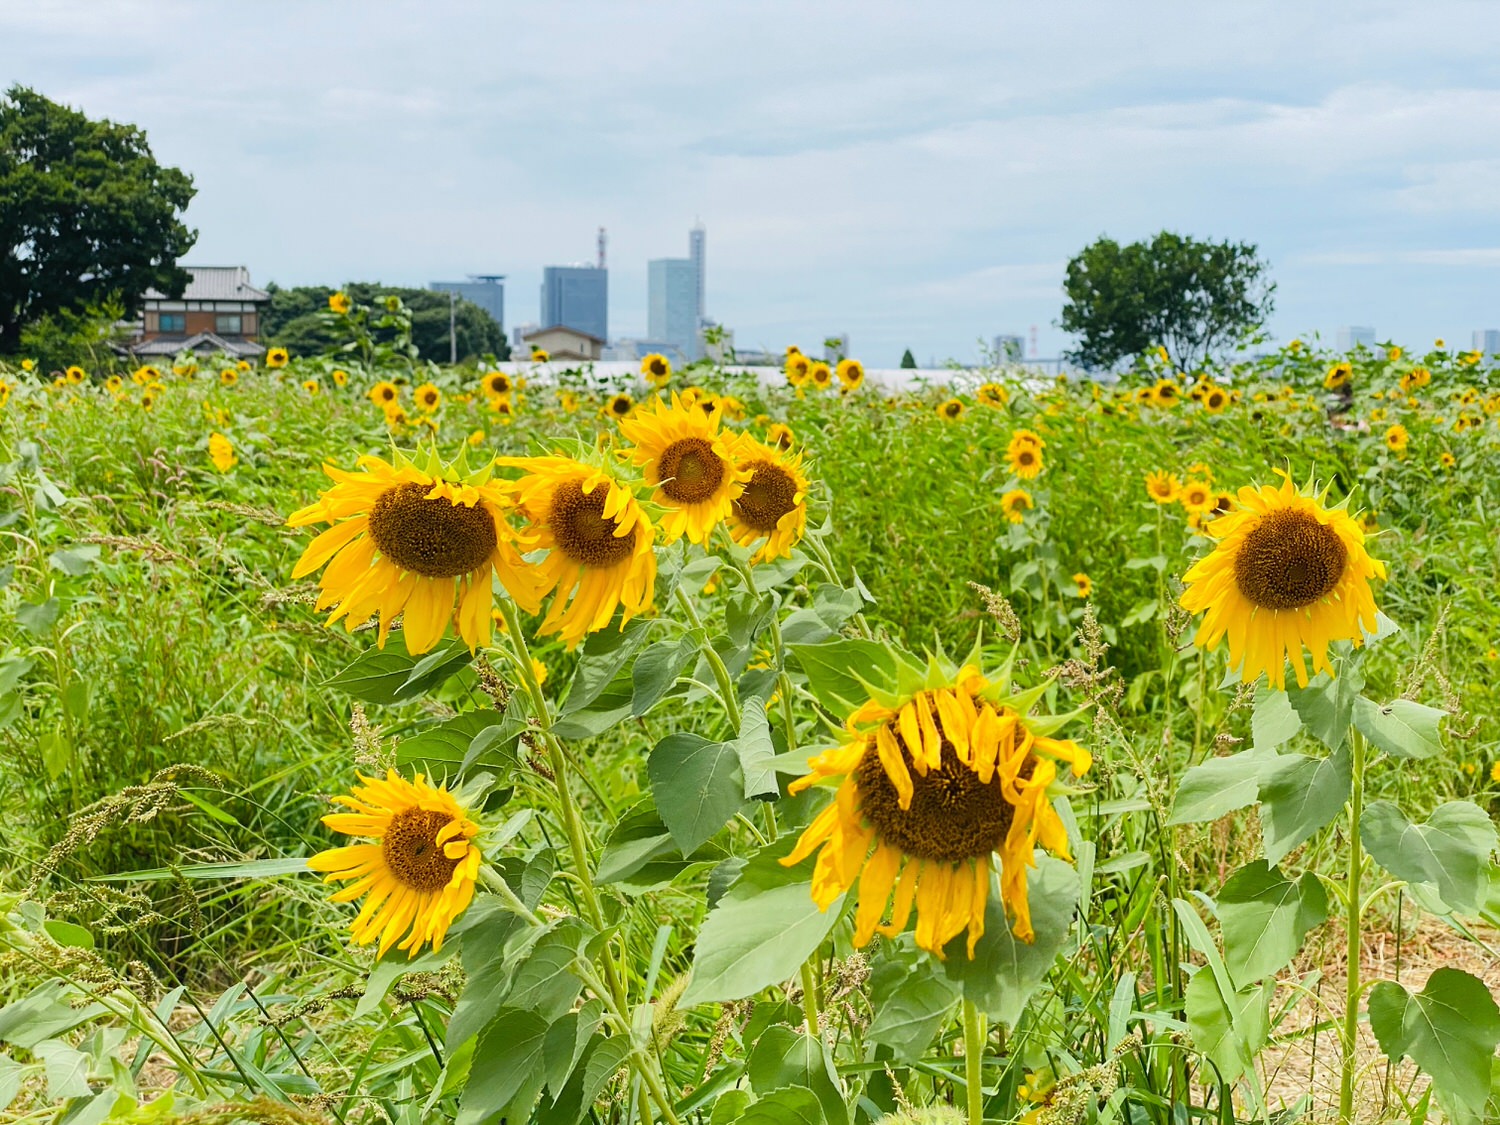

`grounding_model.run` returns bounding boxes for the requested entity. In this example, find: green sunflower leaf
[1368,969,1500,1116]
